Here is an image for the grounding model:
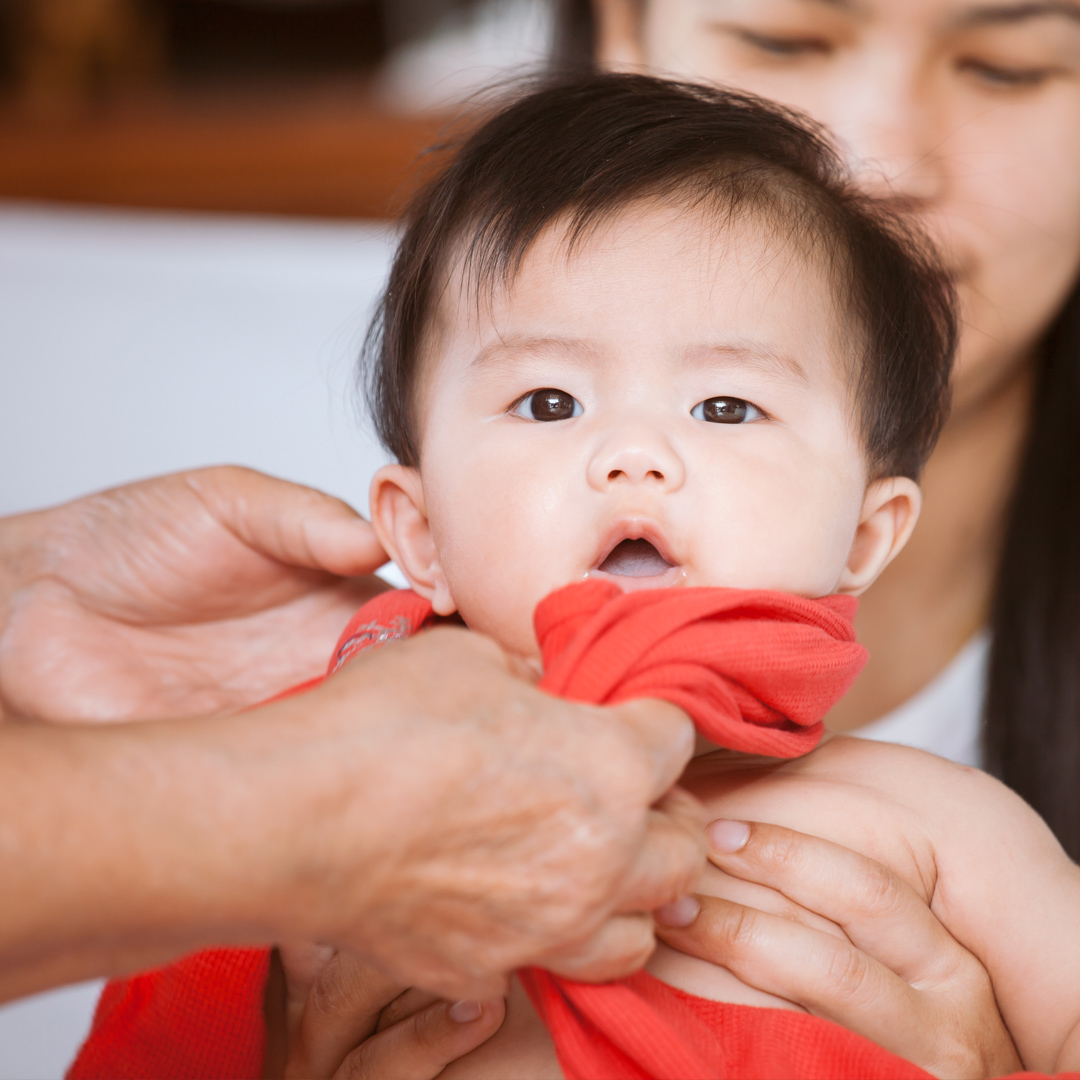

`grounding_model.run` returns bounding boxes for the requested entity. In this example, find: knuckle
[711,902,763,954]
[937,947,995,1004]
[824,944,876,1005]
[412,1004,452,1054]
[338,1042,375,1080]
[308,970,348,1019]
[960,954,995,997]
[753,825,806,873]
[915,938,968,989]
[308,957,382,1021]
[376,989,430,1033]
[850,862,905,917]
[652,796,707,847]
